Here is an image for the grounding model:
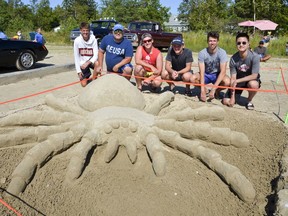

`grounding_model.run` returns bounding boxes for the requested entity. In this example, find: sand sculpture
[0,74,255,203]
